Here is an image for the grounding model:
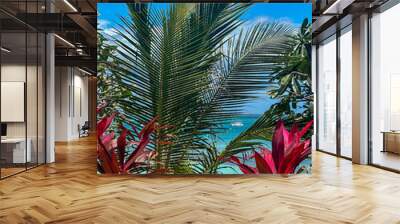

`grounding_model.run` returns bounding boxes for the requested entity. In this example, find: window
[317,35,337,154]
[339,26,352,158]
[370,3,400,171]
